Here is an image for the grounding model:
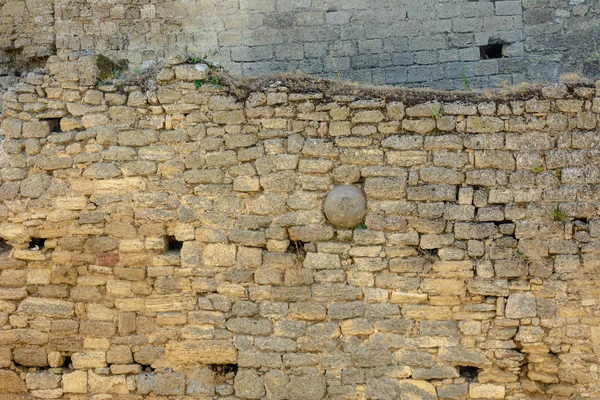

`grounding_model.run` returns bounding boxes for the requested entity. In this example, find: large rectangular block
[165,340,237,364]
